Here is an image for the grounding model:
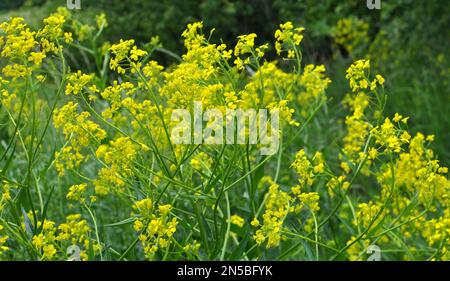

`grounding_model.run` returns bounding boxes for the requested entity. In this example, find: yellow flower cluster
[0,181,16,212]
[0,17,44,80]
[332,17,369,56]
[341,59,385,169]
[94,137,138,195]
[132,199,178,259]
[345,59,384,93]
[229,215,245,228]
[290,150,323,213]
[0,17,37,60]
[371,117,410,153]
[67,183,88,203]
[274,21,304,58]
[0,224,8,257]
[100,81,136,119]
[297,191,320,212]
[291,149,325,188]
[181,21,205,49]
[297,64,331,116]
[37,8,71,53]
[30,214,97,260]
[109,39,147,74]
[53,102,106,175]
[355,201,383,228]
[421,212,450,260]
[65,71,96,95]
[56,214,99,260]
[1,9,448,261]
[254,178,291,248]
[31,219,57,260]
[234,33,268,70]
[326,175,350,196]
[338,61,449,260]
